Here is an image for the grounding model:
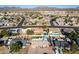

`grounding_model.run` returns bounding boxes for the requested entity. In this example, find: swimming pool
[51,33,60,36]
